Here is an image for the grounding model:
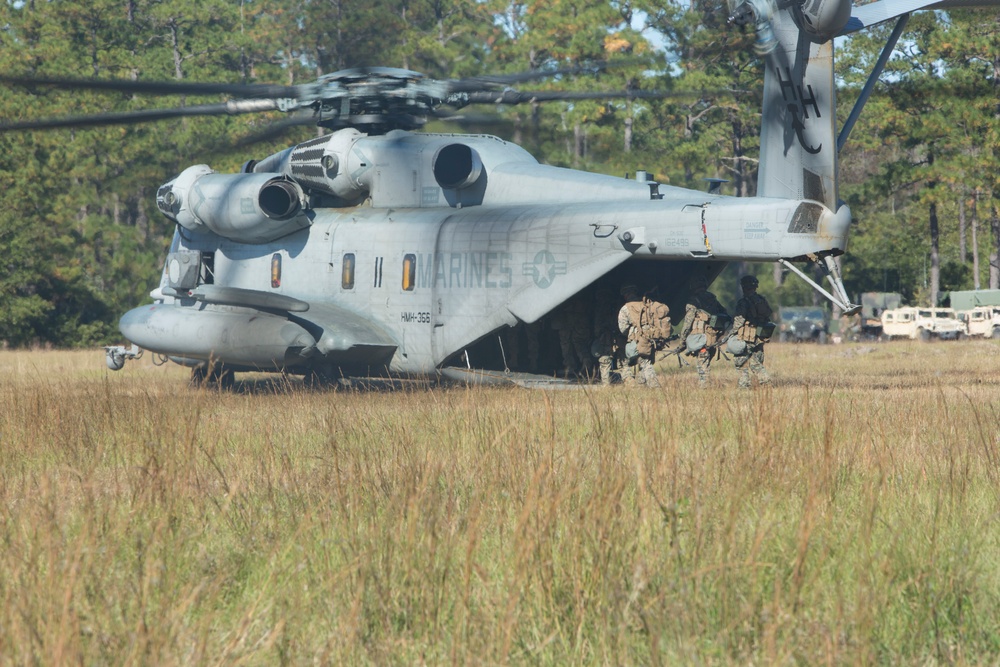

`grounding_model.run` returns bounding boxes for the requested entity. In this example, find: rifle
[655,333,679,351]
[666,343,688,367]
[715,335,732,361]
